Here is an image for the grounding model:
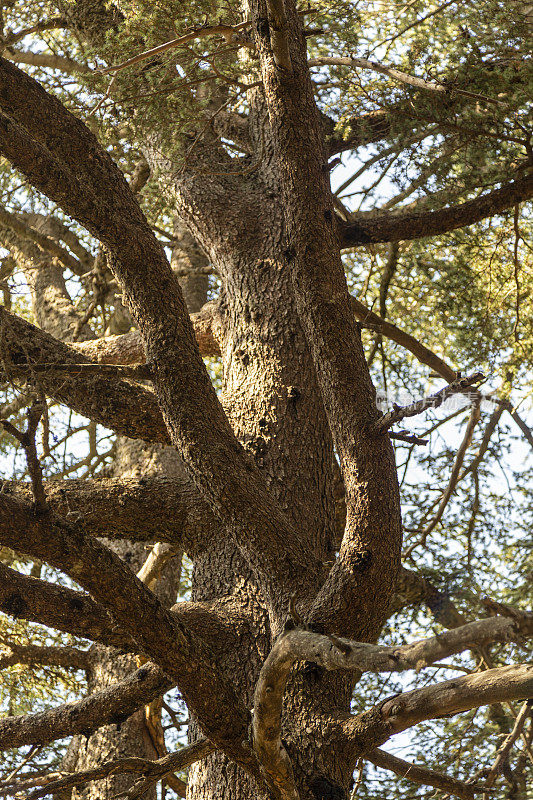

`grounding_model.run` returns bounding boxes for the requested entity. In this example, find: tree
[0,1,532,799]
